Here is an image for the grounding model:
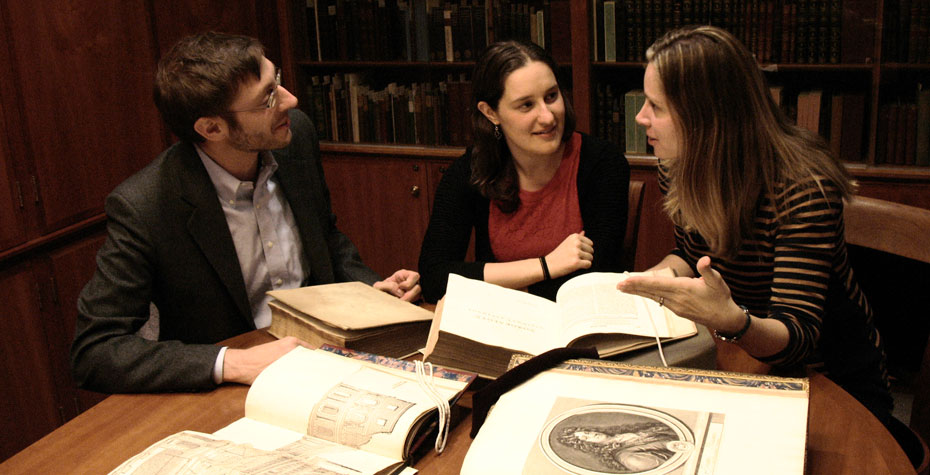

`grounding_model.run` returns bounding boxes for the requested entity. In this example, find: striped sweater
[658,166,890,407]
